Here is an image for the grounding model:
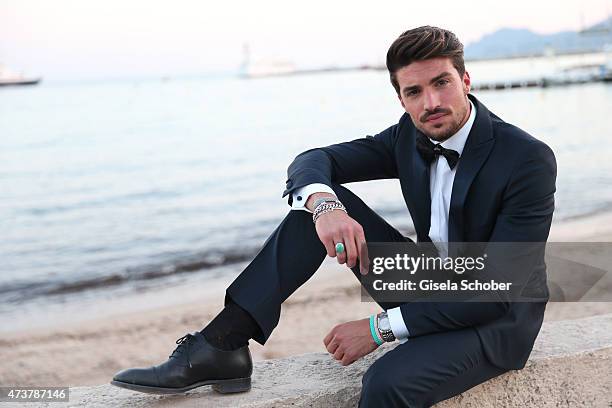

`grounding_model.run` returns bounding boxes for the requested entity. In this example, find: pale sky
[1,0,610,81]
